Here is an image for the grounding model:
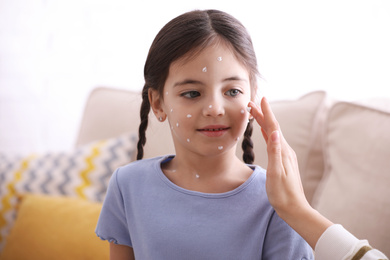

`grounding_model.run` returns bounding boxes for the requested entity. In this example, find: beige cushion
[76,87,175,159]
[239,91,329,204]
[313,101,390,256]
[76,87,142,146]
